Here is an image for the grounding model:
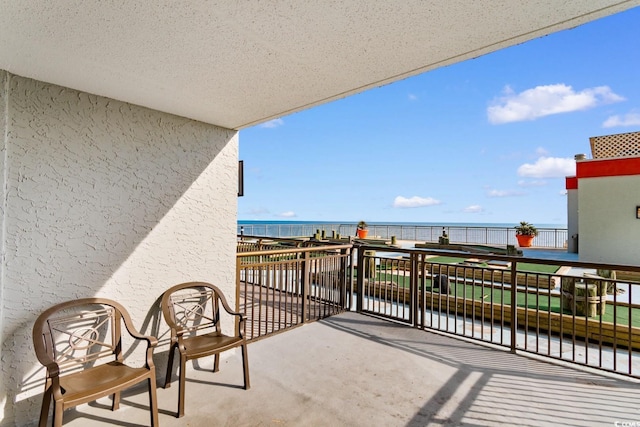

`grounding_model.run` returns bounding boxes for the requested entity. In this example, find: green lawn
[363,256,635,325]
[431,282,638,327]
[370,271,639,327]
[424,256,468,264]
[517,262,560,274]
